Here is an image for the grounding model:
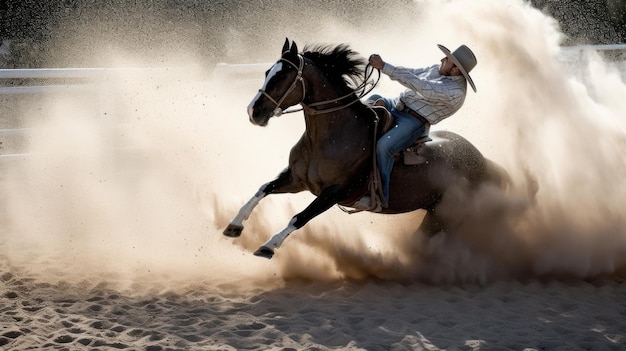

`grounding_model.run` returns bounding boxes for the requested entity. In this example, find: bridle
[257,53,380,117]
[258,54,306,117]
